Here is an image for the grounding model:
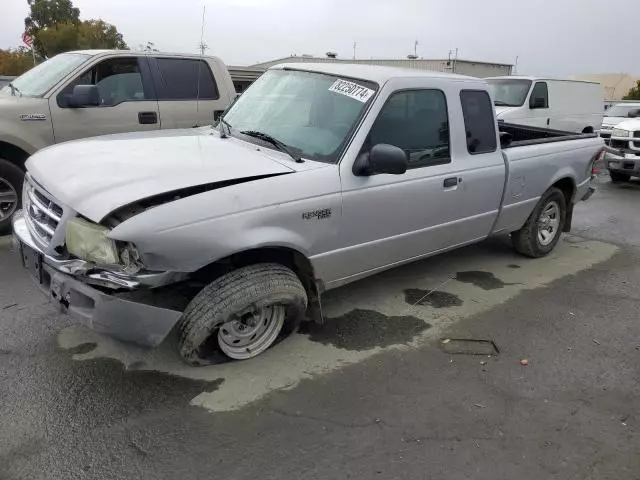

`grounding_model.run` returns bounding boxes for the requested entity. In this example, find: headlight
[612,128,630,138]
[65,218,119,264]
